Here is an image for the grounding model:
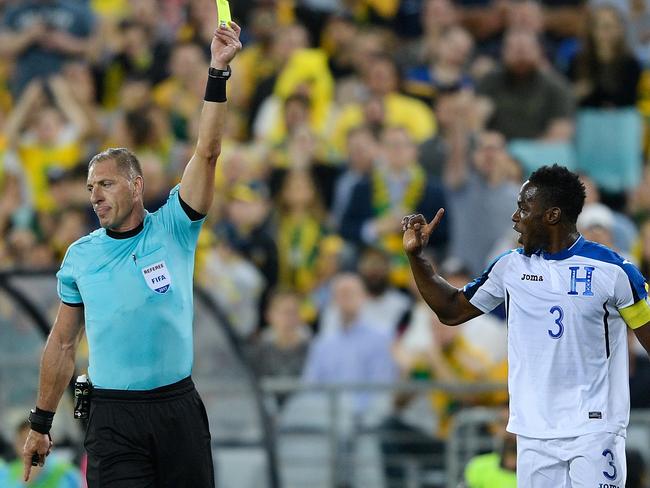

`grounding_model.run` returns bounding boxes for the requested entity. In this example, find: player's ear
[545,207,561,224]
